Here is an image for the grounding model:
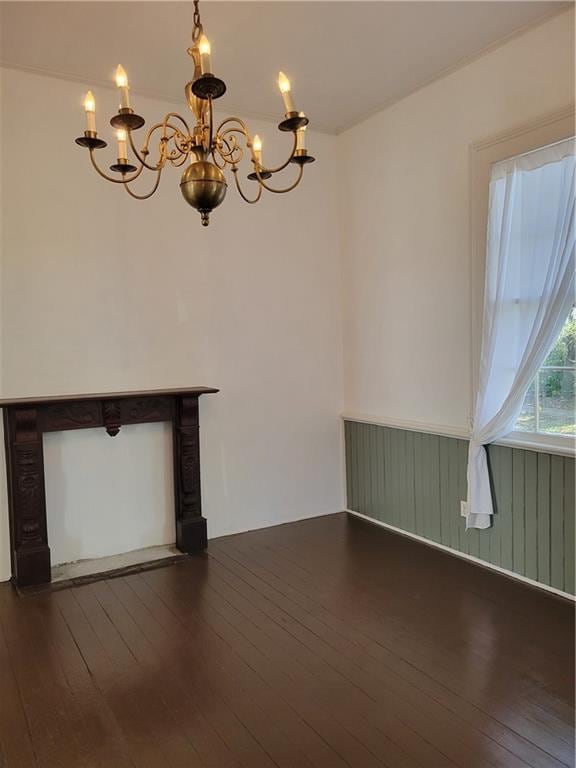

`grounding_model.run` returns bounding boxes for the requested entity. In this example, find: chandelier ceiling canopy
[75,0,315,226]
